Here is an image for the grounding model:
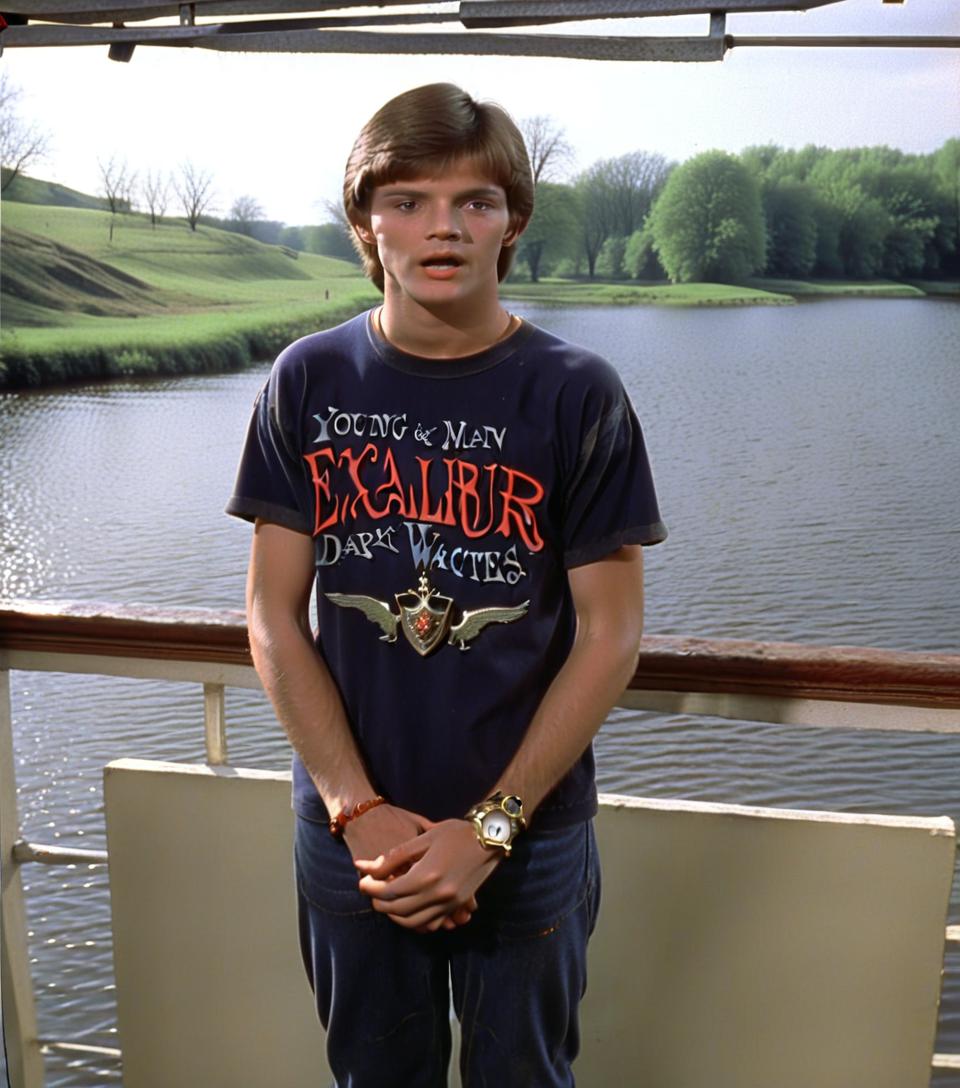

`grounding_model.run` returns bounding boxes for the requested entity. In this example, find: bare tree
[174,162,216,231]
[230,194,265,236]
[98,155,137,241]
[99,155,137,213]
[520,115,575,187]
[0,73,51,193]
[142,169,170,228]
